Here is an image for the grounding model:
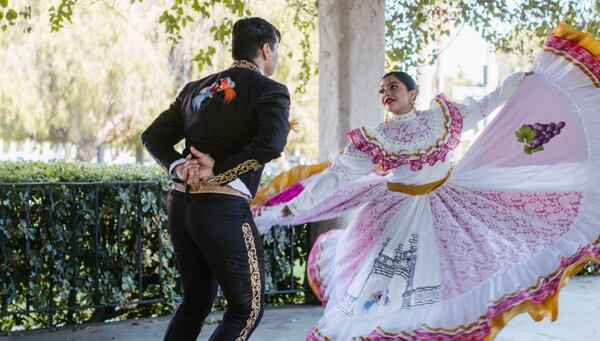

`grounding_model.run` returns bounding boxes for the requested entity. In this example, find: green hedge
[0,160,168,183]
[0,161,308,332]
